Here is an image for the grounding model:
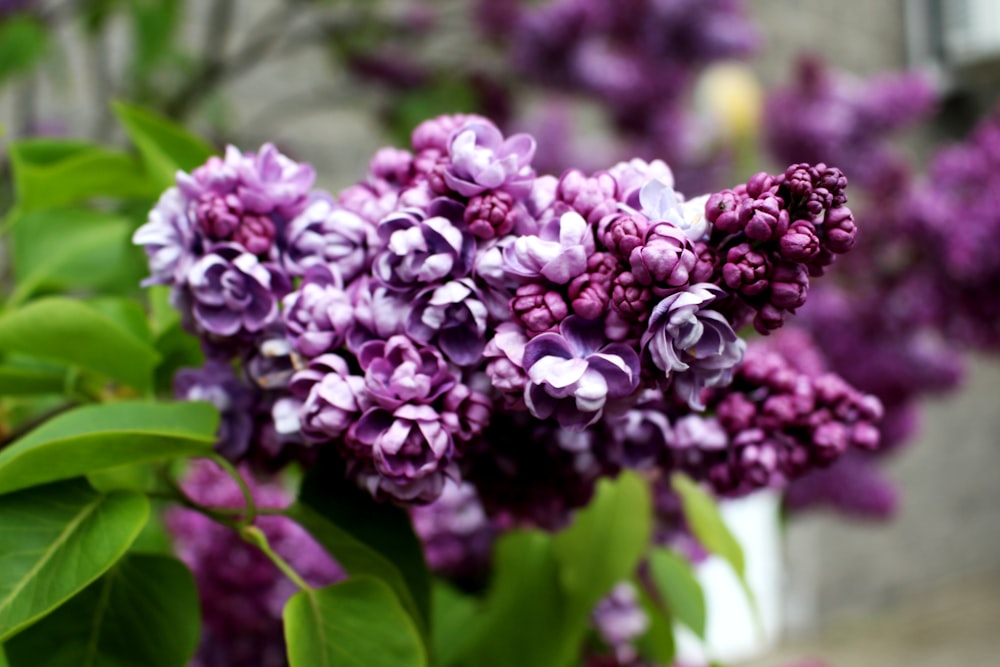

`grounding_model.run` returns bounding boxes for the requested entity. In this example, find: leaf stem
[241,525,313,592]
[211,454,258,528]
